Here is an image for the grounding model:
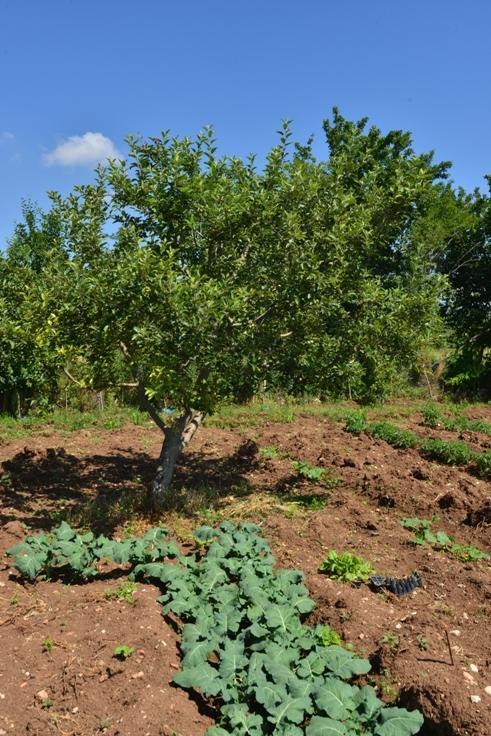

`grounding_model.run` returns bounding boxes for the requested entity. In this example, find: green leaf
[320,646,371,678]
[314,679,356,720]
[221,704,264,734]
[267,691,312,727]
[265,604,296,631]
[306,716,348,735]
[15,552,45,580]
[353,685,383,720]
[54,522,77,542]
[375,707,424,736]
[173,662,221,697]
